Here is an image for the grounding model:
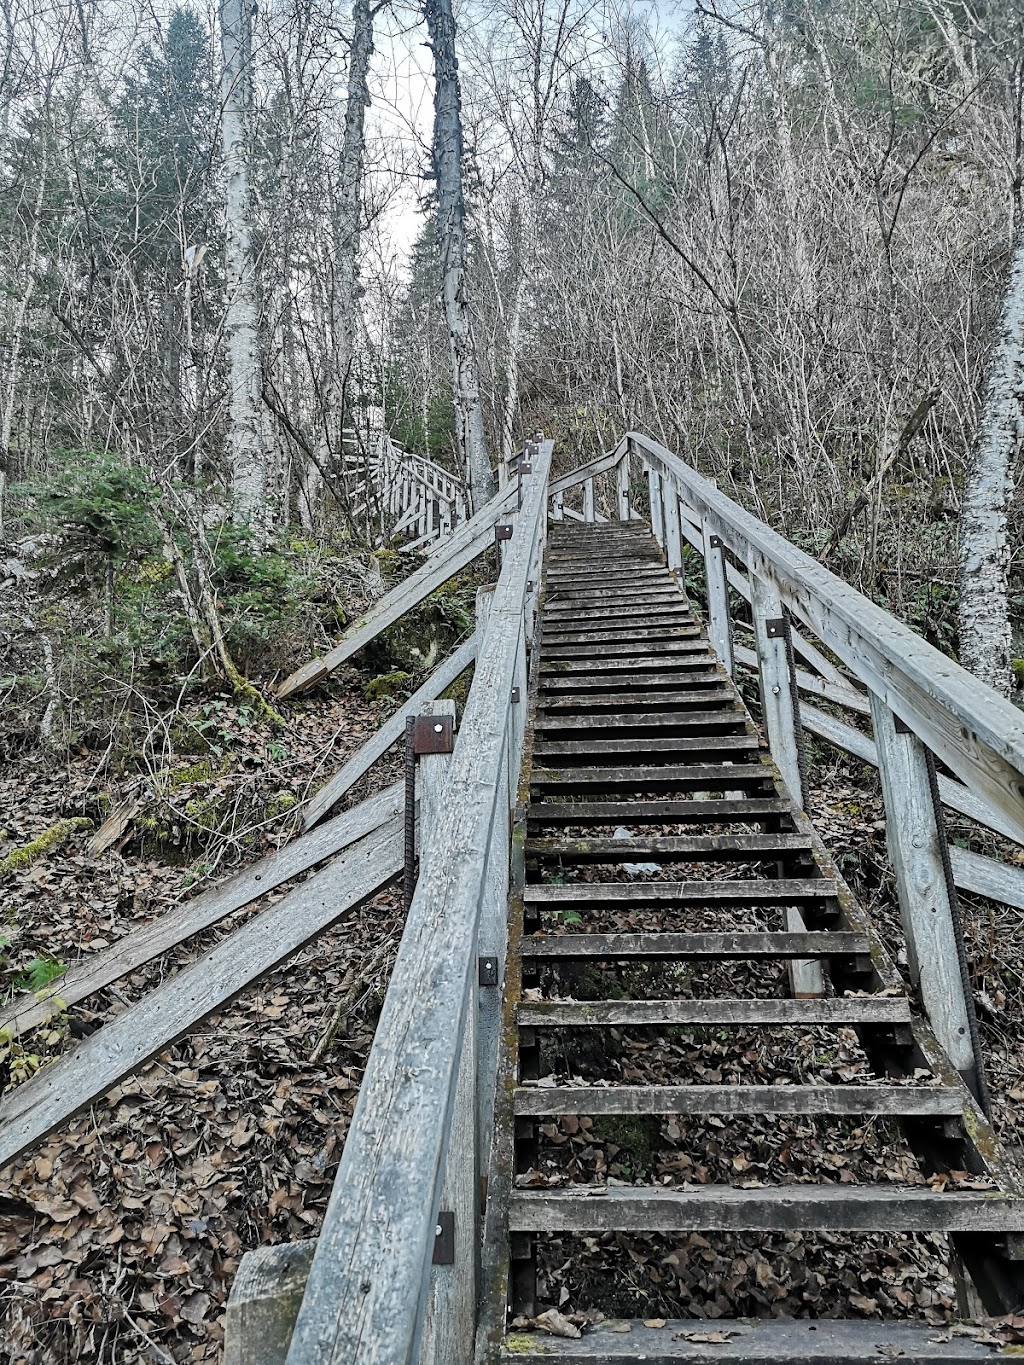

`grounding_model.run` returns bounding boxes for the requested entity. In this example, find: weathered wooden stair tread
[533,709,746,732]
[541,625,701,646]
[542,607,695,626]
[524,878,838,905]
[521,931,864,958]
[533,737,759,760]
[538,688,734,711]
[539,671,727,691]
[526,834,810,861]
[539,655,719,675]
[516,998,910,1026]
[541,641,710,661]
[526,798,792,824]
[530,764,776,791]
[508,1184,1024,1232]
[513,1084,961,1117]
[500,1318,1004,1362]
